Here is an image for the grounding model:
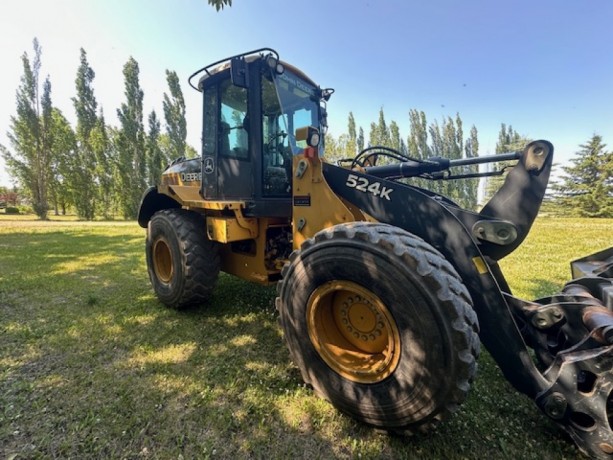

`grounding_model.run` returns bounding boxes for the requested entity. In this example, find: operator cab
[191,48,328,217]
